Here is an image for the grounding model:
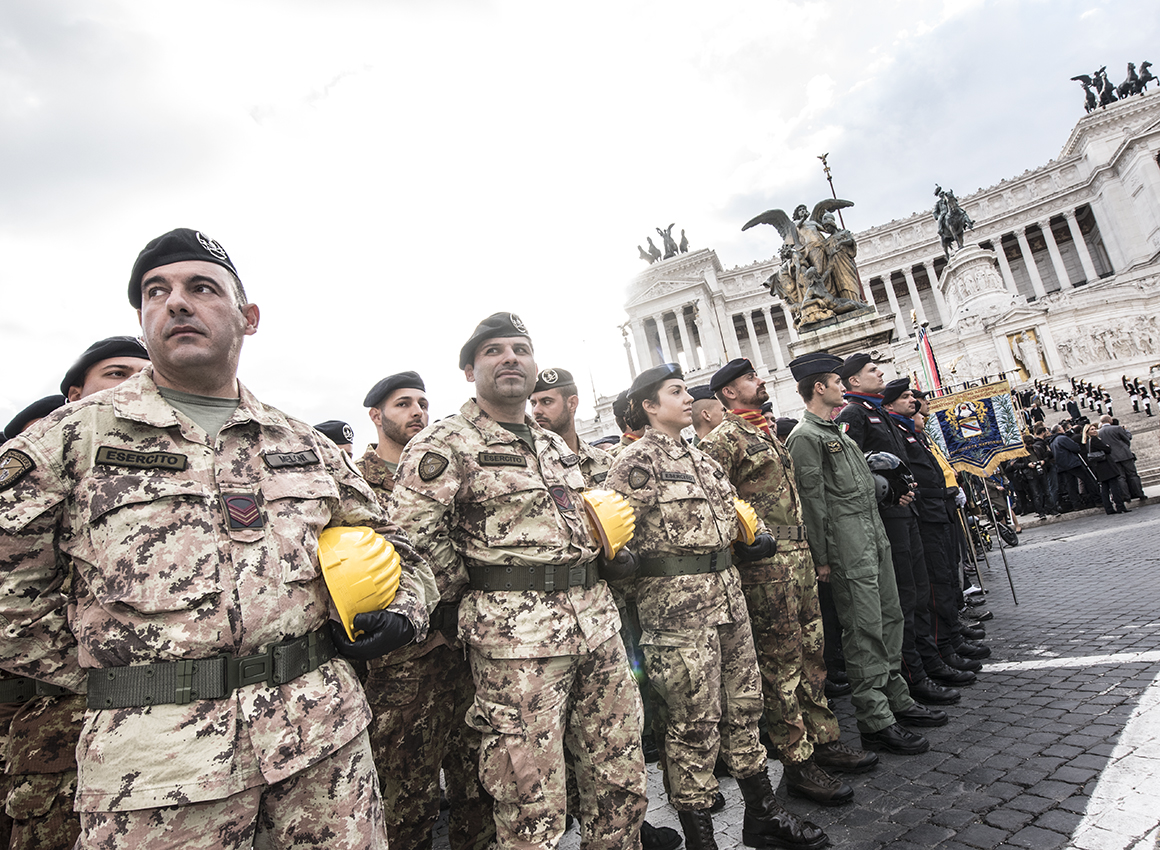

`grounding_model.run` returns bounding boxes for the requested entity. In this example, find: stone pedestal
[939,246,1021,327]
[788,308,898,359]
